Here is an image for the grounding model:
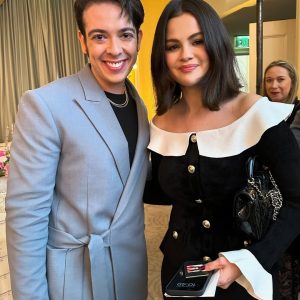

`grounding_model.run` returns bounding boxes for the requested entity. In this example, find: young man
[5,1,149,299]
